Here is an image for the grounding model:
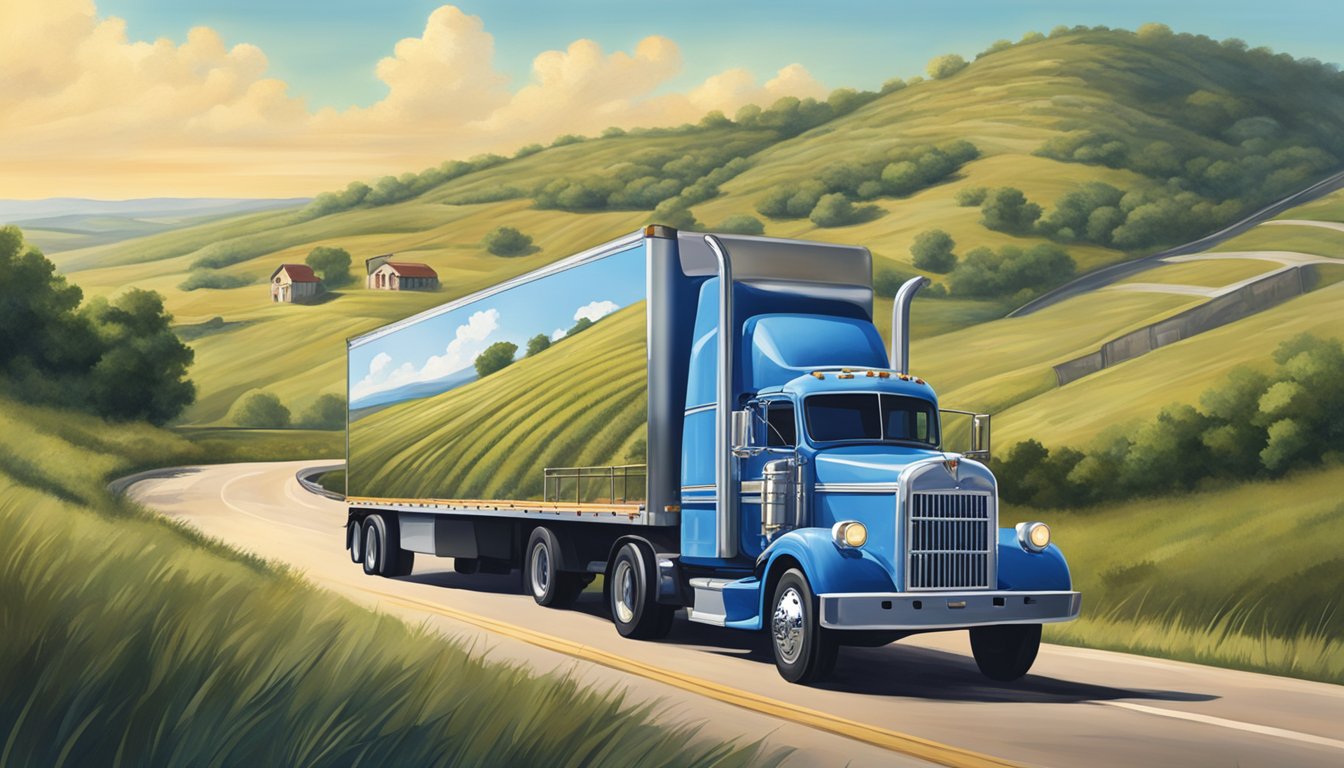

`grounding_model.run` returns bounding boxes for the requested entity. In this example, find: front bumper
[818,590,1081,630]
